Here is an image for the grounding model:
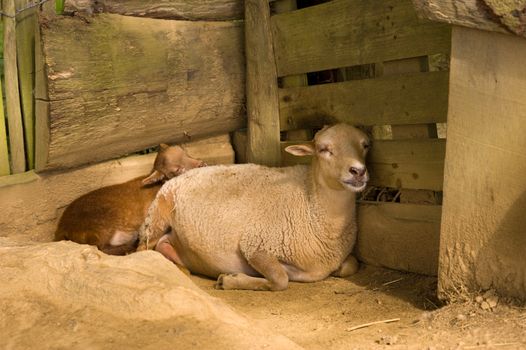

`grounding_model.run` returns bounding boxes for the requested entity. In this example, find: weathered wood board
[412,0,526,39]
[64,0,244,21]
[271,0,451,76]
[36,13,245,171]
[282,139,445,190]
[245,0,281,166]
[356,202,441,276]
[3,0,26,173]
[0,134,234,242]
[279,71,449,130]
[16,0,37,170]
[439,27,526,301]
